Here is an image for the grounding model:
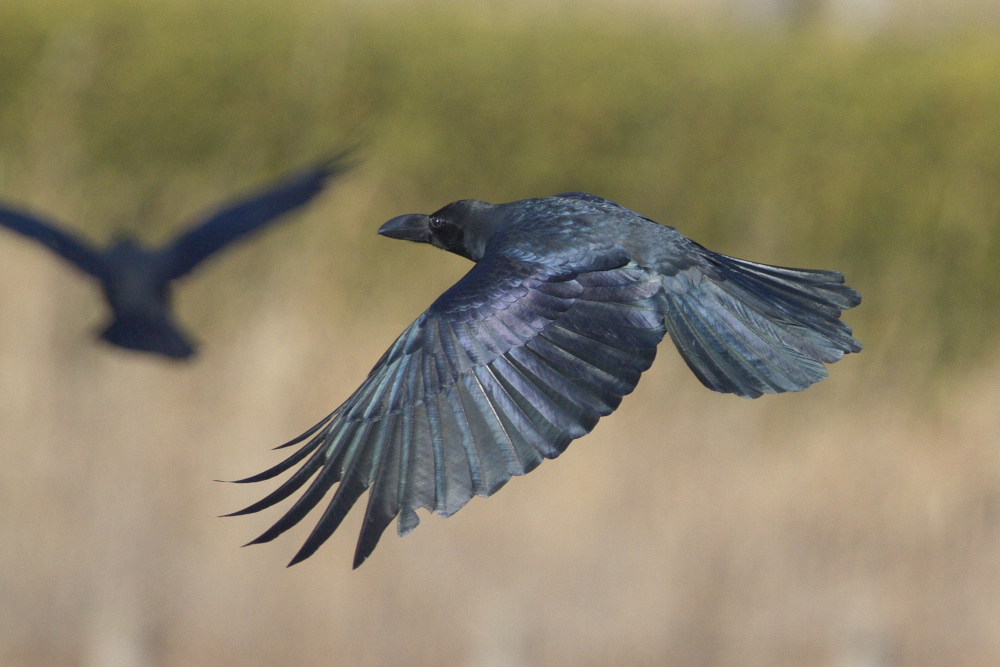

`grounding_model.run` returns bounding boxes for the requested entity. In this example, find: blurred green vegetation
[1,0,999,378]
